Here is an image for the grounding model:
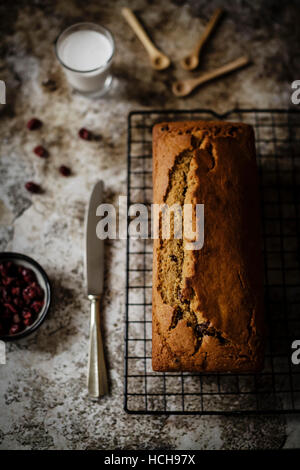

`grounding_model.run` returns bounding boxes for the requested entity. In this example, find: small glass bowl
[0,252,51,341]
